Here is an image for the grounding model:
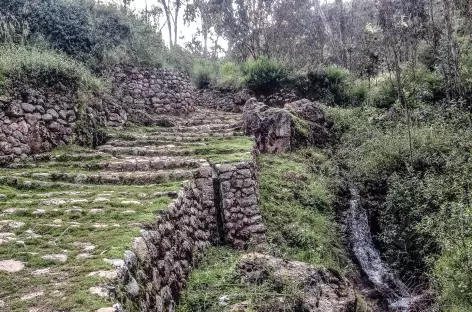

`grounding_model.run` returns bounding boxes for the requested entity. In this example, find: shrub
[217,61,246,91]
[165,45,195,76]
[366,78,397,108]
[303,66,364,106]
[0,44,104,91]
[418,41,437,71]
[403,66,445,105]
[426,201,472,311]
[241,56,289,93]
[192,60,218,89]
[0,0,168,72]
